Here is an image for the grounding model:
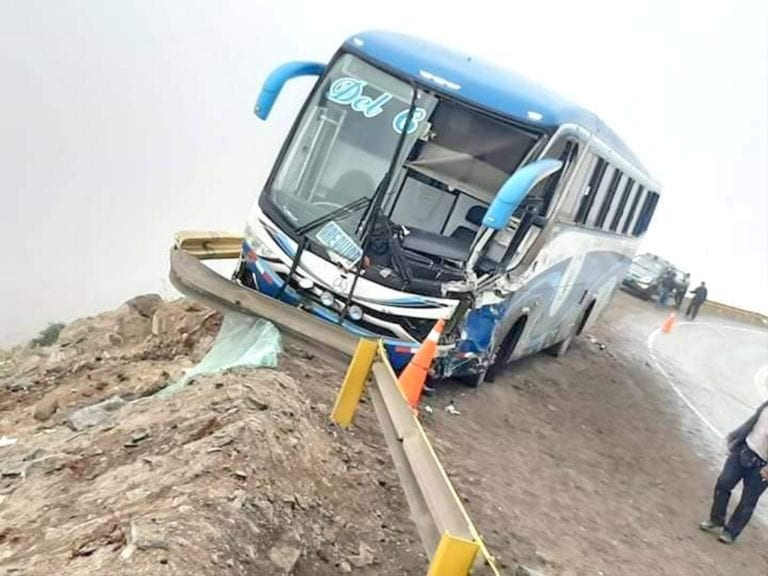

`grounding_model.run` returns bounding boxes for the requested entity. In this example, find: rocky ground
[3,293,767,576]
[0,296,424,575]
